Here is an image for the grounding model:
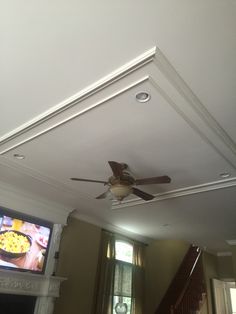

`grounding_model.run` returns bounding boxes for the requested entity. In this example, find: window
[93,231,145,314]
[113,241,133,314]
[115,241,133,263]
